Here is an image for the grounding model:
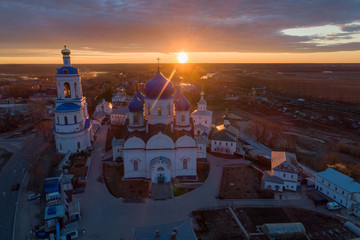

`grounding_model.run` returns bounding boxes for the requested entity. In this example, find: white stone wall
[55,128,92,154]
[95,102,112,115]
[283,180,298,191]
[273,170,298,183]
[145,98,173,125]
[192,114,212,130]
[264,181,284,192]
[175,110,190,126]
[315,175,351,208]
[122,147,197,180]
[175,147,197,177]
[211,140,236,155]
[111,114,127,125]
[123,149,146,179]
